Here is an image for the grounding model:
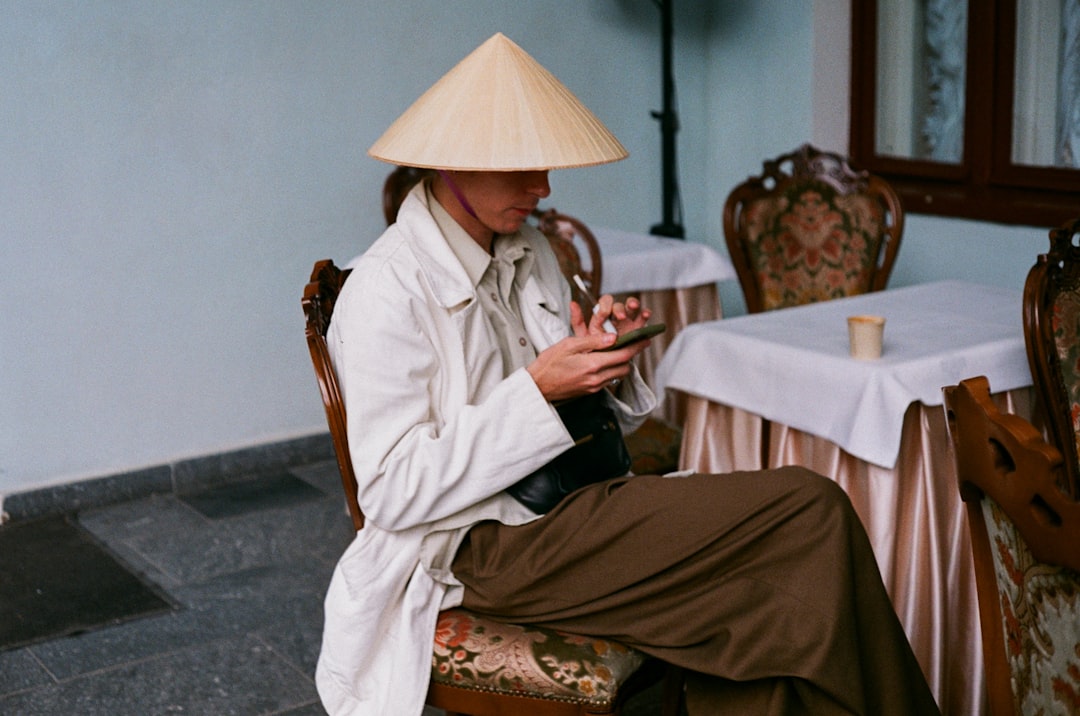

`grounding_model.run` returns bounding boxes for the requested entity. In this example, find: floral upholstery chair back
[723,144,904,313]
[945,376,1080,716]
[1024,218,1080,499]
